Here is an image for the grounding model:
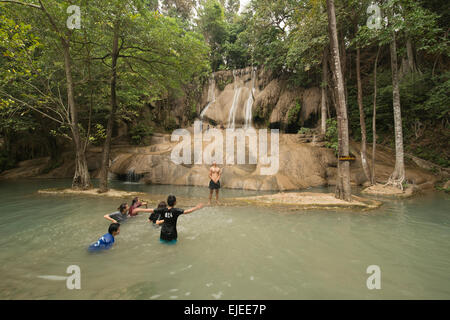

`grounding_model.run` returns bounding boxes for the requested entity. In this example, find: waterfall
[200,74,215,119]
[227,70,242,129]
[244,67,256,129]
[121,168,143,184]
